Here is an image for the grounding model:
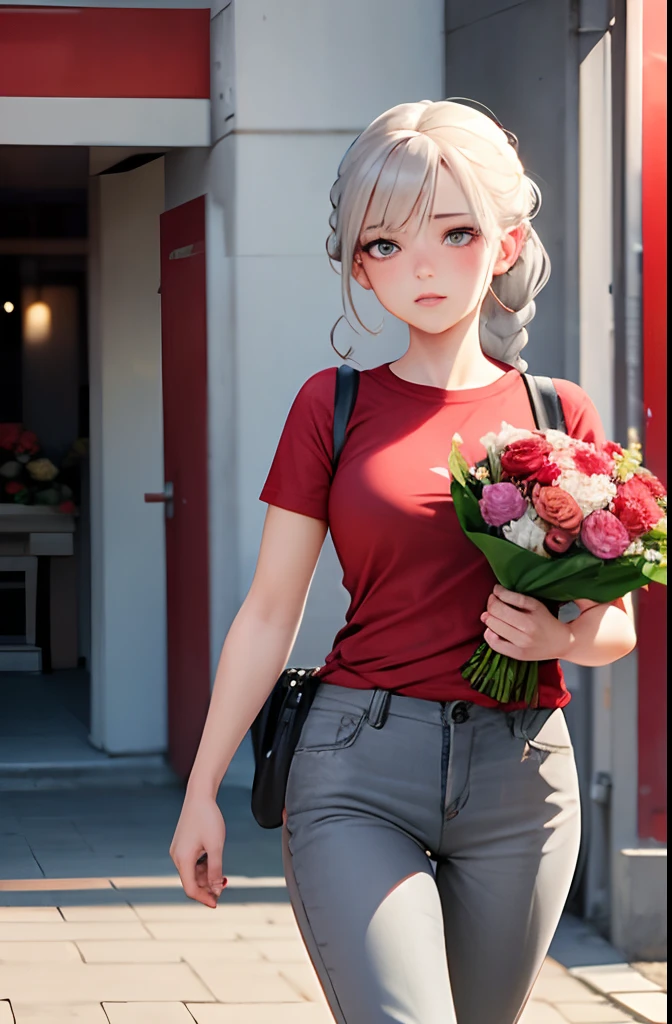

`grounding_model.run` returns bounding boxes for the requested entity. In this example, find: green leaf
[450,481,666,601]
[642,561,667,585]
[448,435,470,487]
